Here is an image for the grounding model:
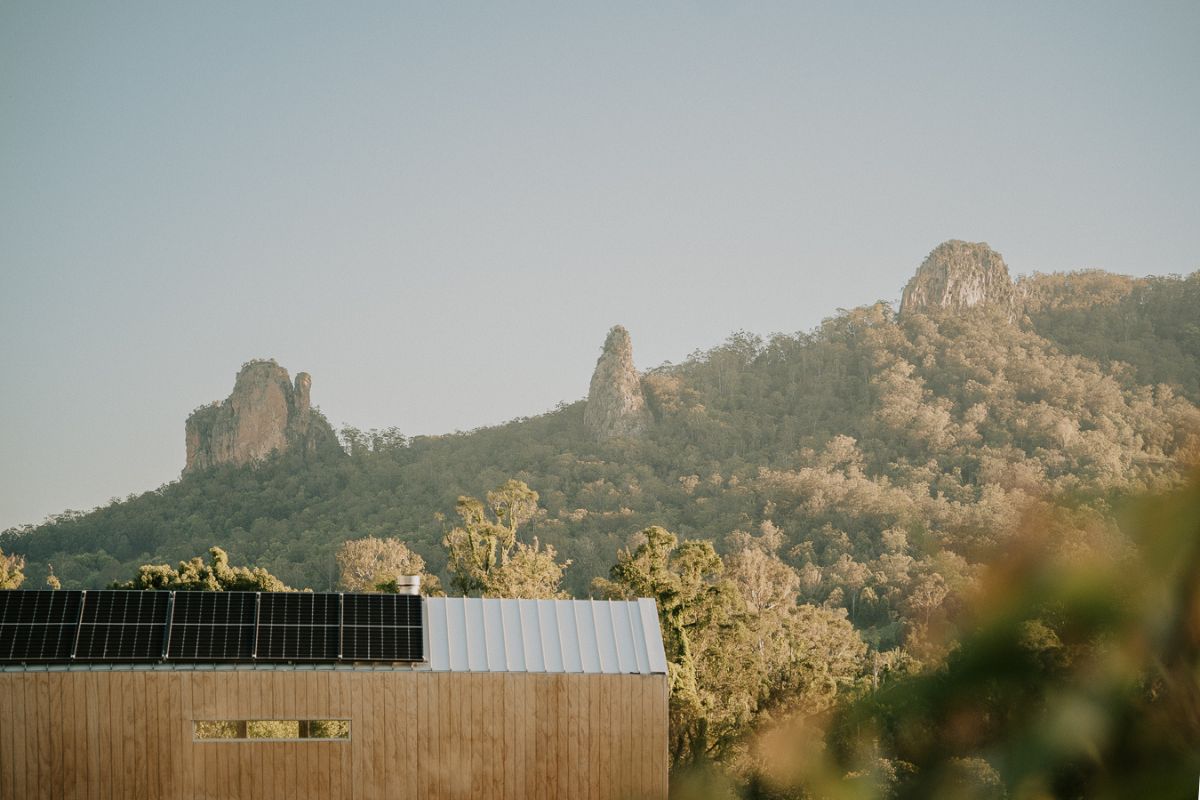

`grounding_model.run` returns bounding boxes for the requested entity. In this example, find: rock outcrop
[584,326,651,441]
[900,240,1018,319]
[184,359,338,475]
